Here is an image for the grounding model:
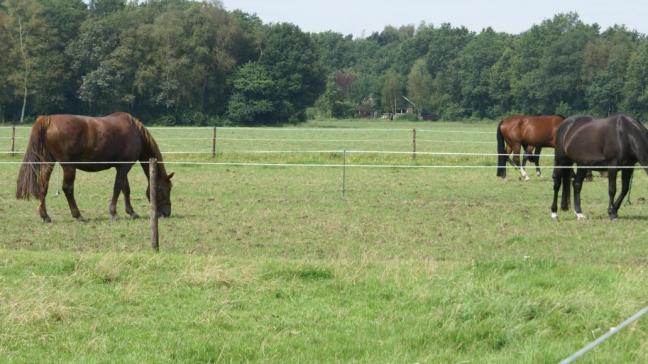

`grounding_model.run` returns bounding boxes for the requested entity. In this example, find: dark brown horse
[16,112,173,222]
[551,114,648,221]
[496,115,565,180]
